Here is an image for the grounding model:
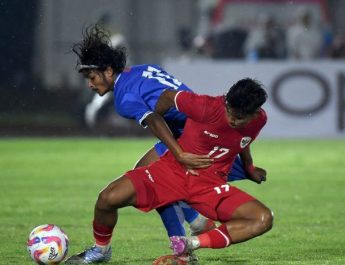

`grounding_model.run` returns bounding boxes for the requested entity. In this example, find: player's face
[86,69,114,96]
[226,108,257,128]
